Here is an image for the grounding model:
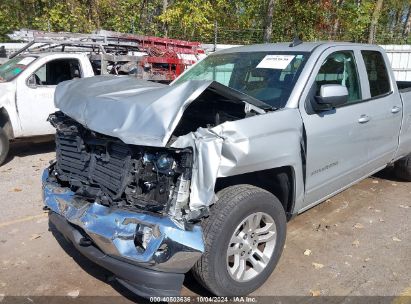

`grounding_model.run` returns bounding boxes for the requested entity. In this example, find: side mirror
[27,74,37,87]
[313,84,348,111]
